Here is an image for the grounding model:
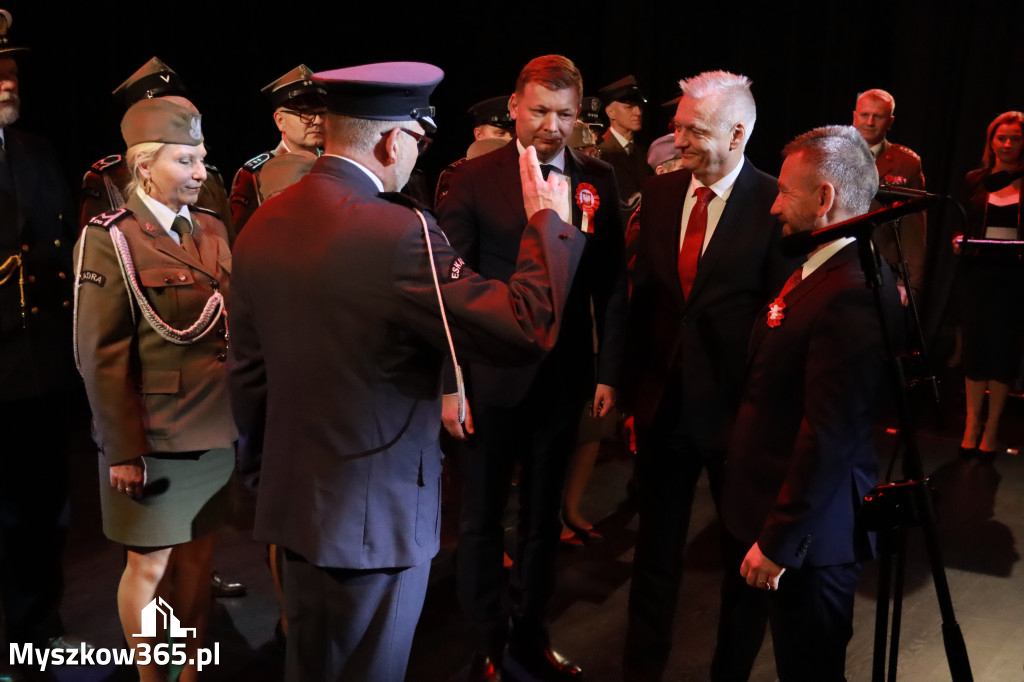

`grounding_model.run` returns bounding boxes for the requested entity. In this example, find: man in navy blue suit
[229,61,586,682]
[723,125,899,681]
